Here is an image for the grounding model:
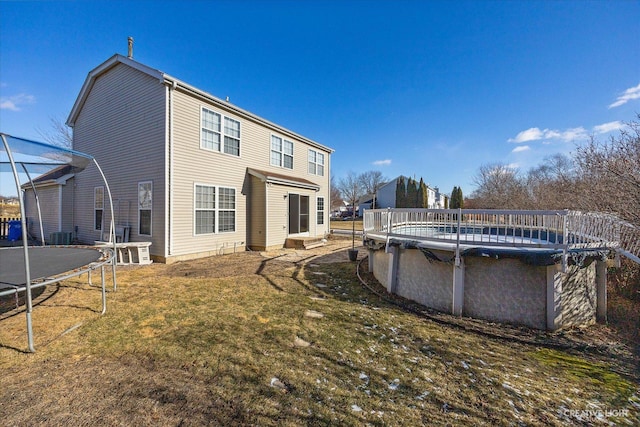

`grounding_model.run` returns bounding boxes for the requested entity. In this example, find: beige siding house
[67,54,333,263]
[22,165,75,244]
